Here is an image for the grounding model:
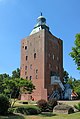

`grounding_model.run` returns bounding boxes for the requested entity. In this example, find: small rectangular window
[30,76,32,80]
[36,69,38,73]
[25,66,27,70]
[26,56,28,61]
[34,53,36,59]
[25,71,27,75]
[26,76,28,79]
[25,46,27,50]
